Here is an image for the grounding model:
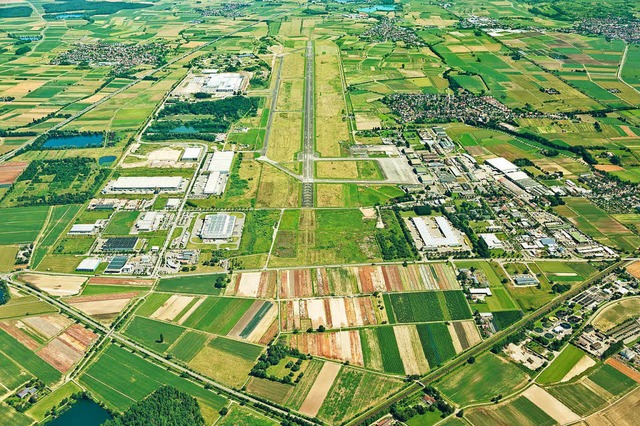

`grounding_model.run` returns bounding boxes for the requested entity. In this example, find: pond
[169,125,199,133]
[358,5,396,12]
[47,398,112,426]
[43,134,103,149]
[98,156,117,166]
